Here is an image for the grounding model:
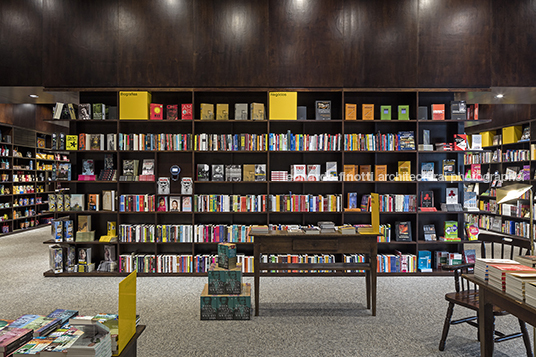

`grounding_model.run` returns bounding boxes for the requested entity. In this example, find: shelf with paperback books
[43,89,477,277]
